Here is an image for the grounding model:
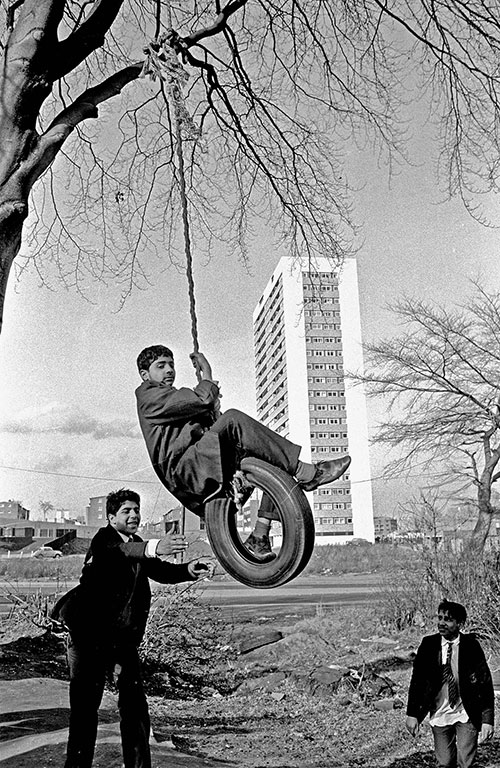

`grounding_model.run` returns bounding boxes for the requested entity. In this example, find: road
[0,573,383,620]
